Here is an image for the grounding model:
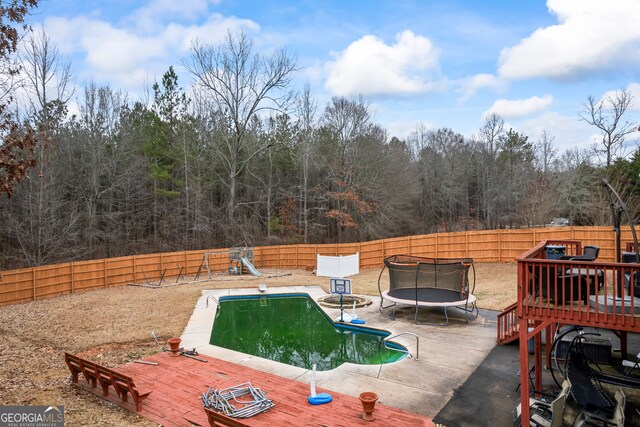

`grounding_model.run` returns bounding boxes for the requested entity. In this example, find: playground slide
[240,257,262,276]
